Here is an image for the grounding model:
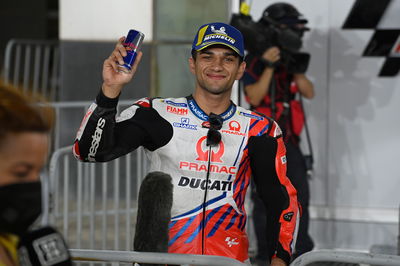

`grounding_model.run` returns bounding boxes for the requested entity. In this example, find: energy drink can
[117,29,145,73]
